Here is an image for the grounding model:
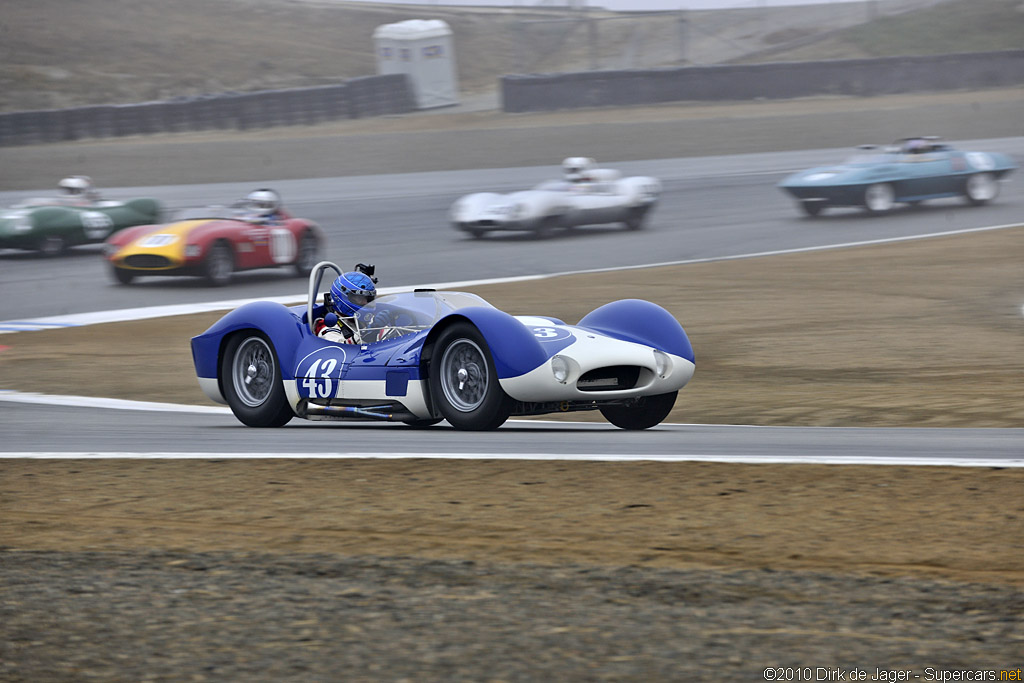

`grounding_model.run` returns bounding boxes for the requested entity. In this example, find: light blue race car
[191,261,695,431]
[778,137,1017,216]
